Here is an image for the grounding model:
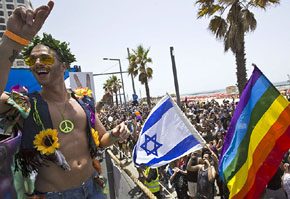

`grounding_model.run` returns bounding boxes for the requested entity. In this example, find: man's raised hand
[6,1,54,41]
